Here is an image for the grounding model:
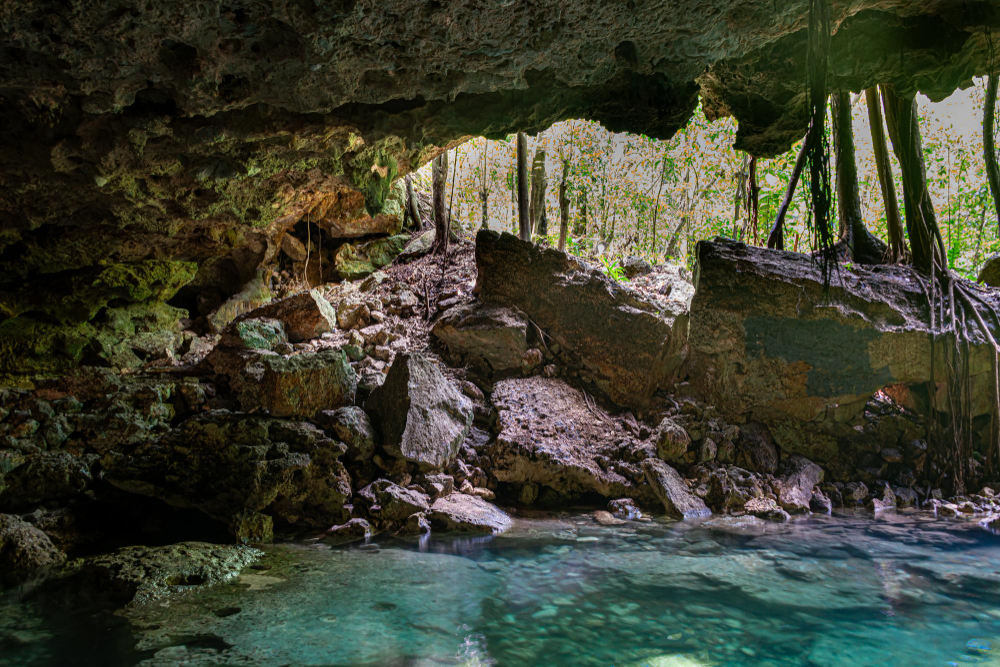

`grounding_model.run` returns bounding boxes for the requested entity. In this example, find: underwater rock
[366,353,472,469]
[475,231,691,409]
[428,493,511,534]
[104,412,351,534]
[432,302,531,374]
[642,459,711,520]
[81,542,261,606]
[486,377,651,501]
[0,513,65,586]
